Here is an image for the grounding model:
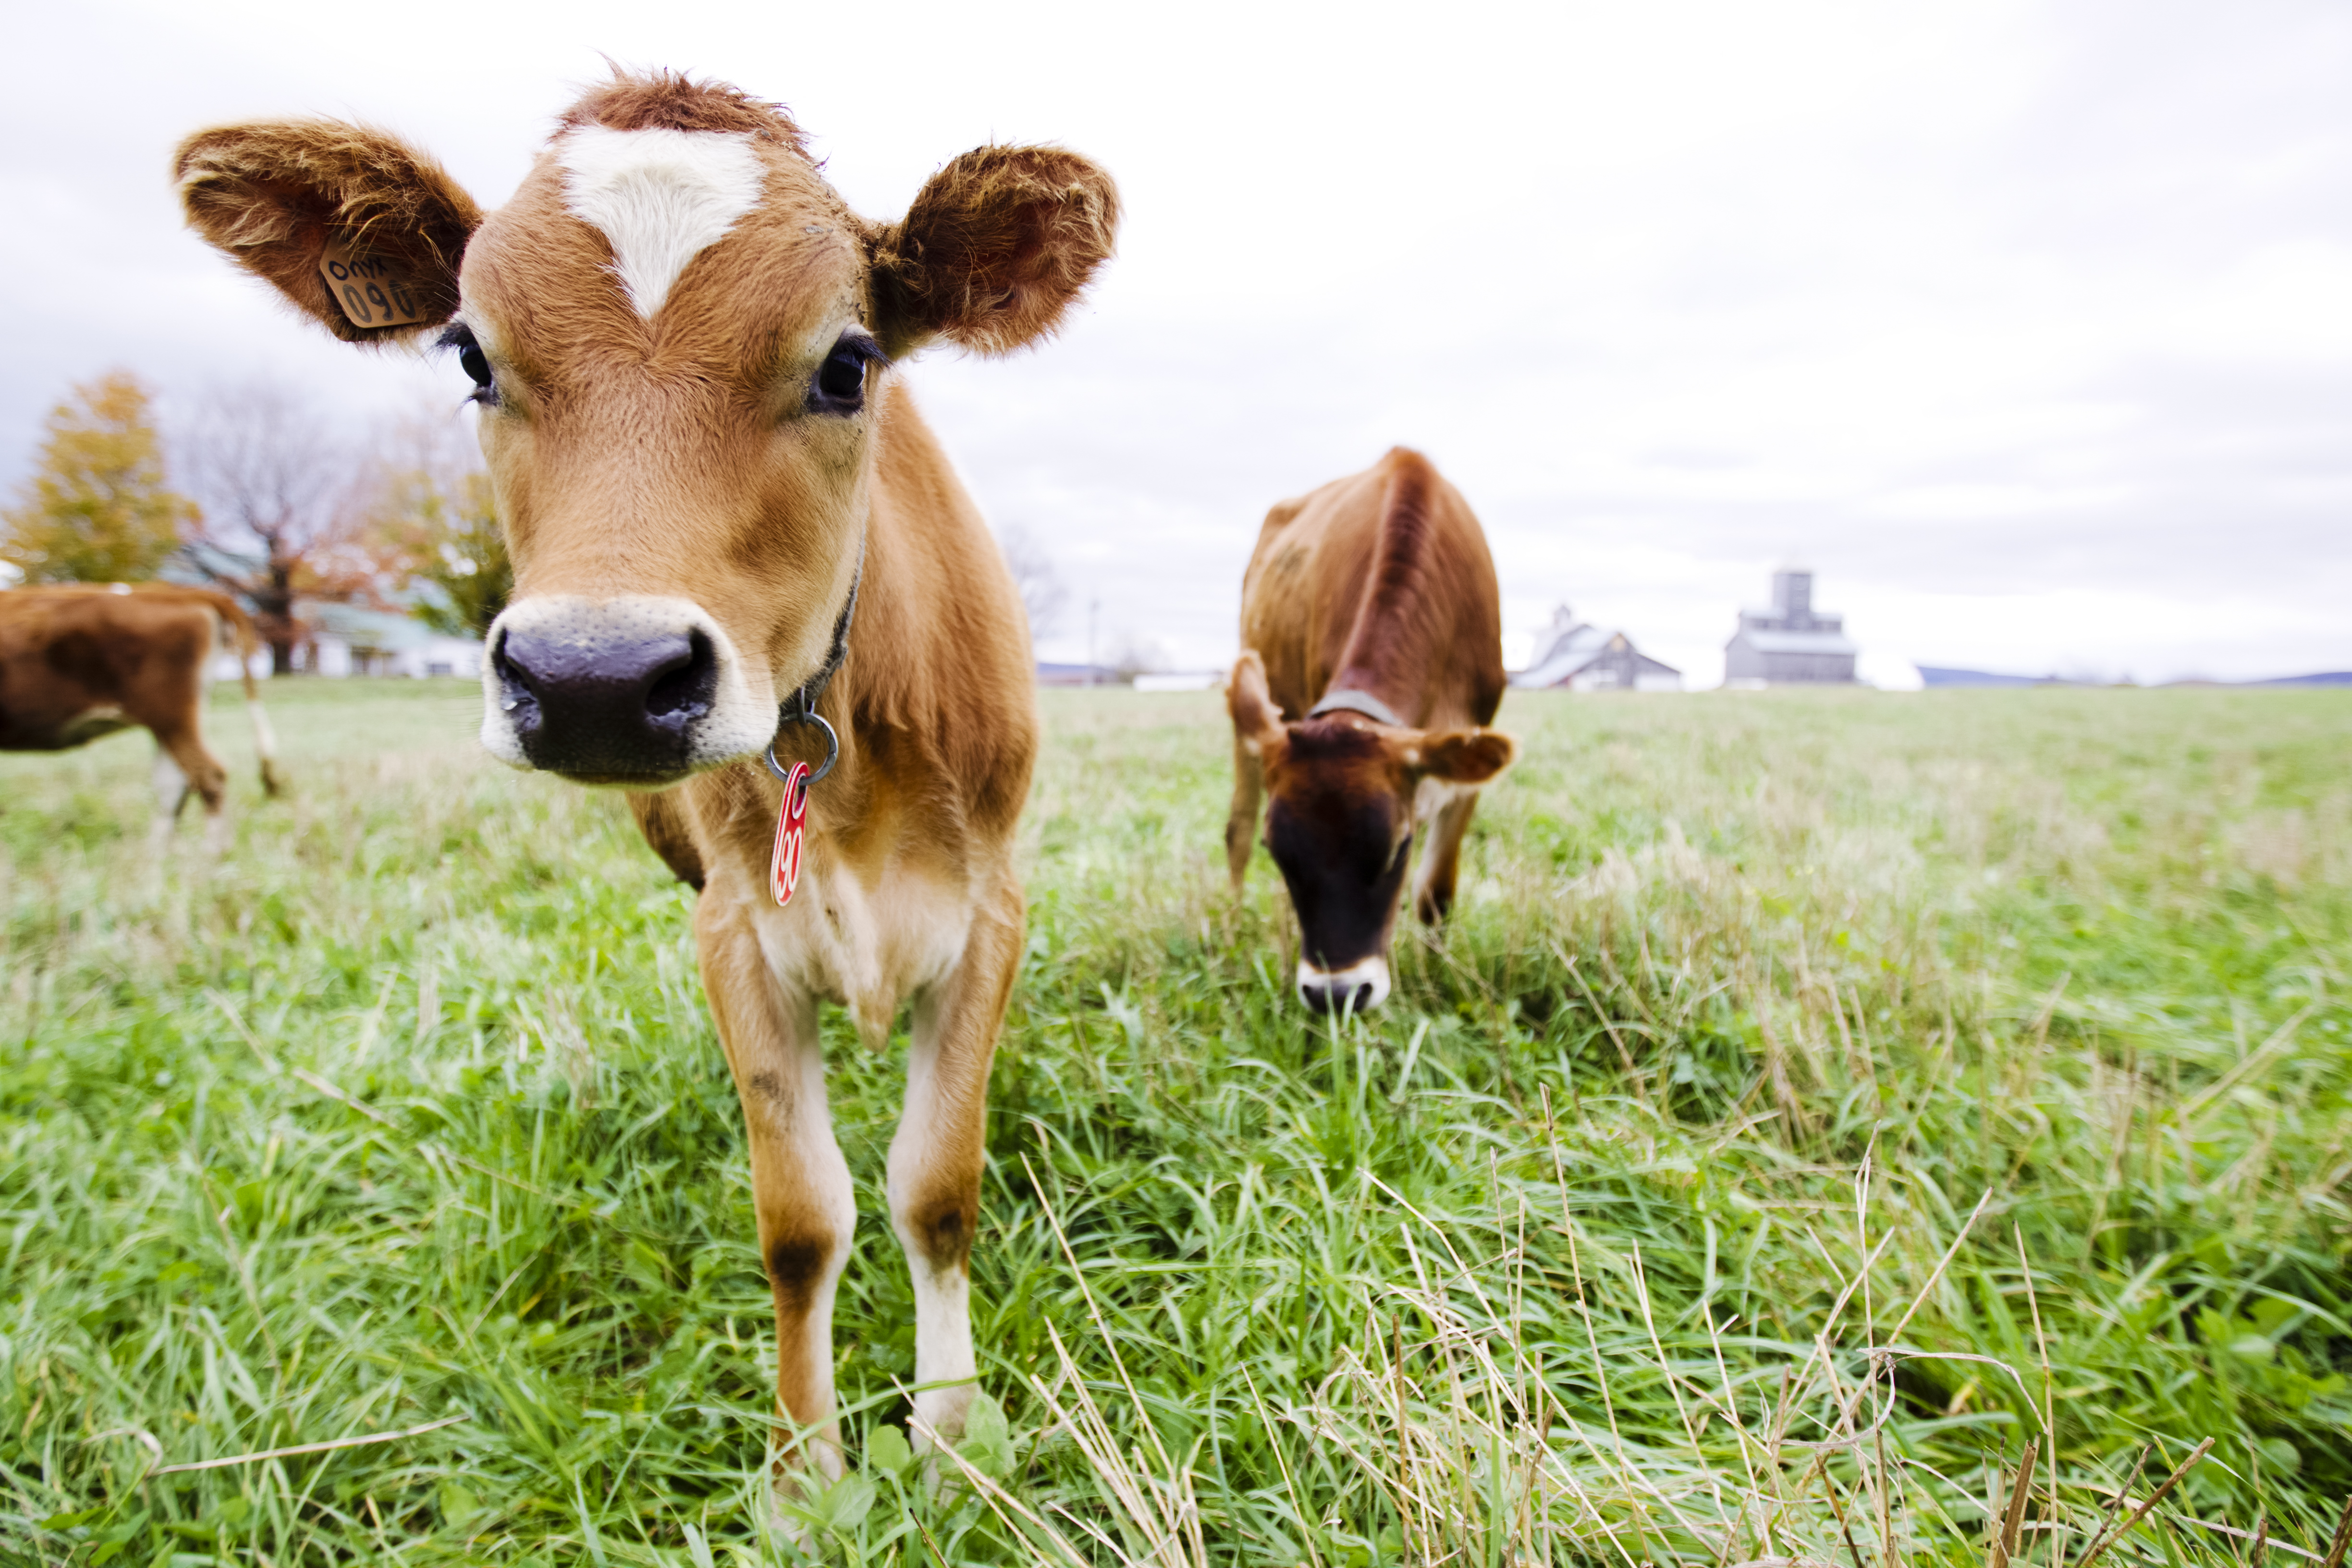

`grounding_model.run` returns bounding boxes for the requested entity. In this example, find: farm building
[1513,605,1683,692]
[1035,662,1125,686]
[192,602,483,681]
[199,600,484,680]
[302,603,484,678]
[1723,570,1858,686]
[167,548,487,679]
